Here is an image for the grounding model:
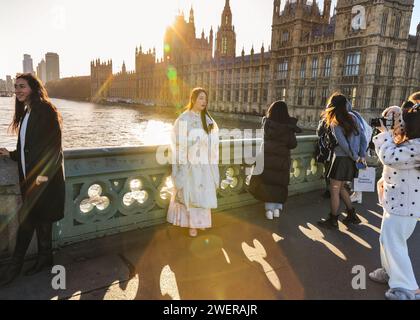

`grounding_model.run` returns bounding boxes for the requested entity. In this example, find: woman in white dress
[167,87,220,237]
